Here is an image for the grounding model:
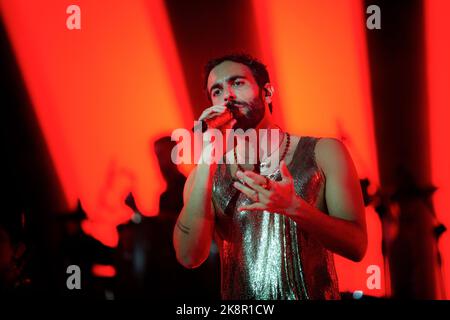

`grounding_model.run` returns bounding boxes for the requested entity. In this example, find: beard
[229,94,265,131]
